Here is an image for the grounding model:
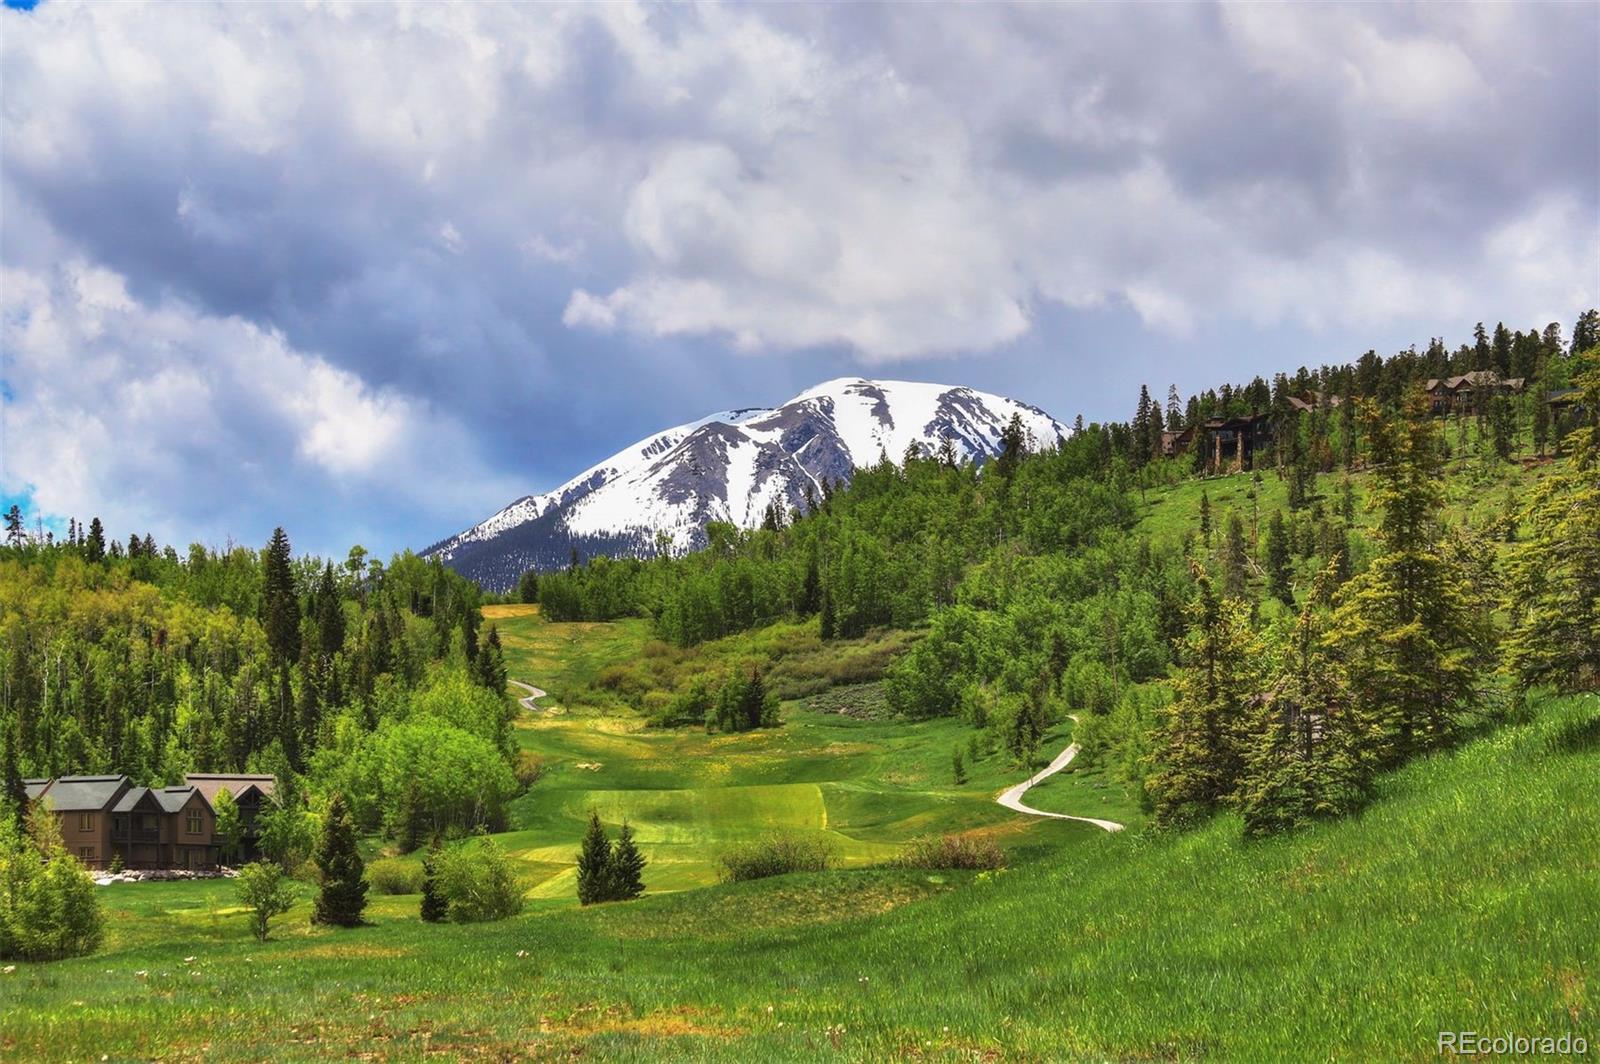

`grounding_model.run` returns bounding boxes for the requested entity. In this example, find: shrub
[0,813,106,962]
[435,836,525,923]
[720,834,833,883]
[514,752,544,789]
[367,857,425,896]
[235,861,297,942]
[894,834,1006,871]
